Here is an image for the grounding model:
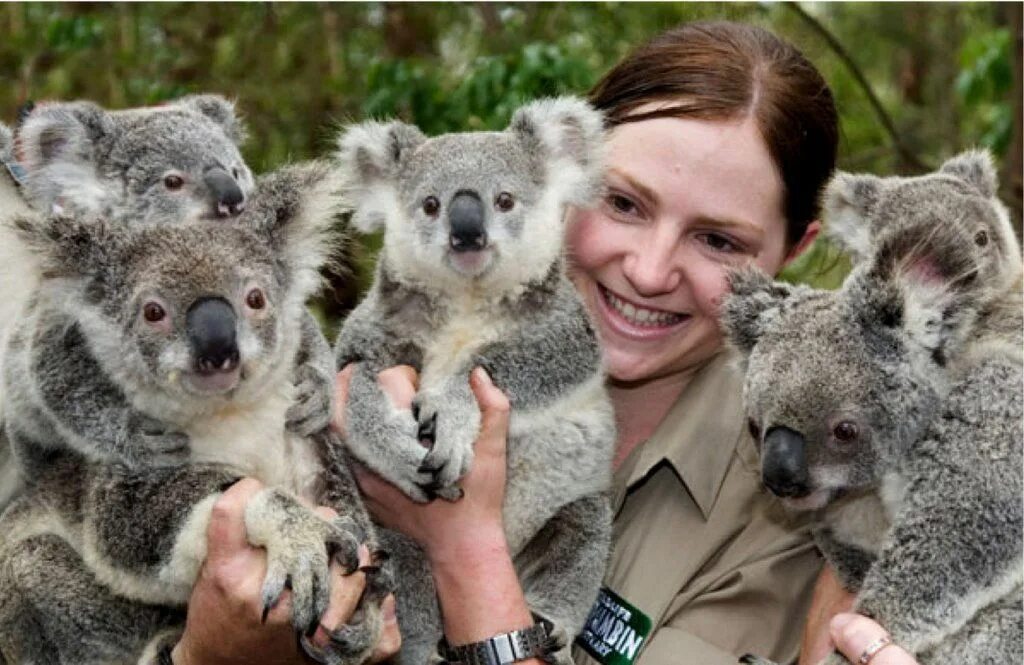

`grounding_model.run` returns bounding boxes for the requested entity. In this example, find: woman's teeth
[603,288,684,327]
